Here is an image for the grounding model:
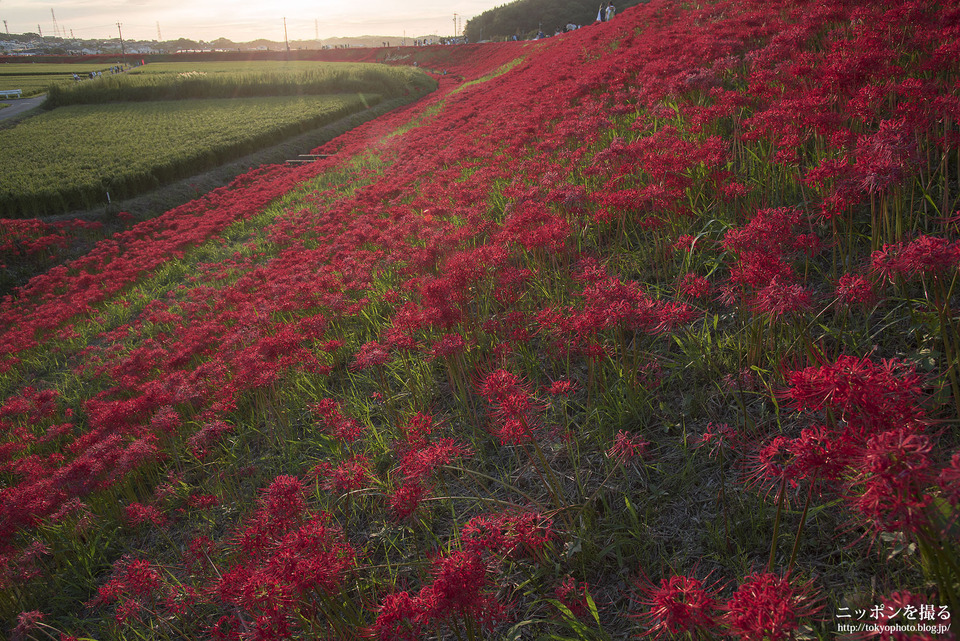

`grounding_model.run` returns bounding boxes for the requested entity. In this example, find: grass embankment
[1,1,958,639]
[44,61,434,107]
